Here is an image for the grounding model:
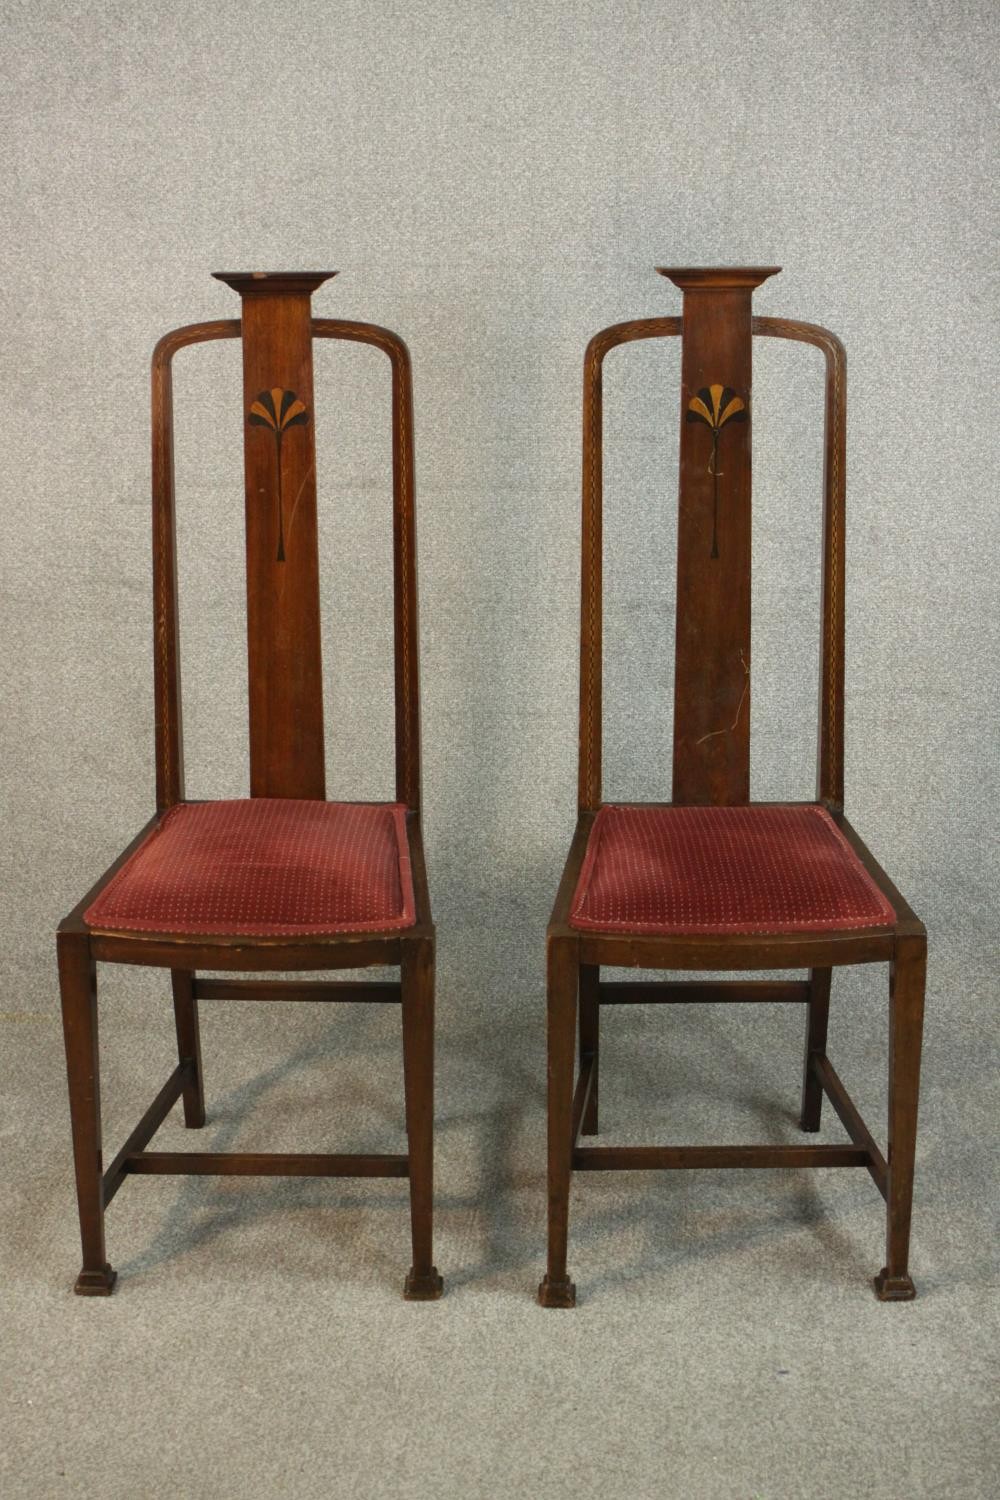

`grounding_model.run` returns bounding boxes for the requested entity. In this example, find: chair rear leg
[579,963,599,1135]
[799,967,832,1131]
[171,970,206,1128]
[875,935,926,1300]
[538,935,578,1307]
[57,932,116,1295]
[401,938,443,1300]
